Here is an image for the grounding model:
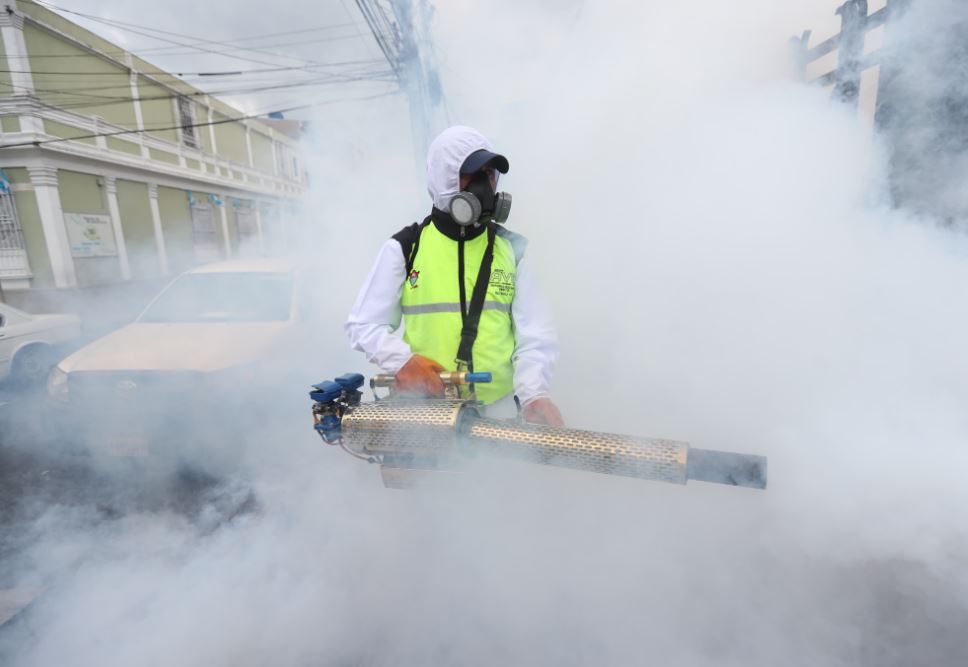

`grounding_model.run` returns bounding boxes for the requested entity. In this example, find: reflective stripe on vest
[401,301,511,315]
[401,223,517,404]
